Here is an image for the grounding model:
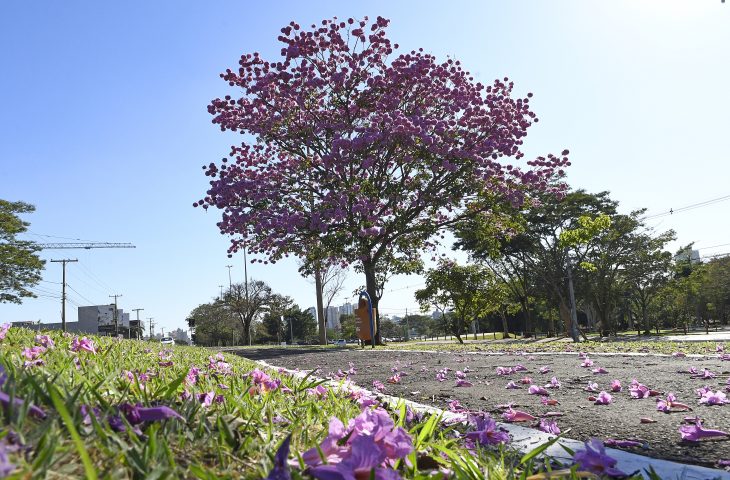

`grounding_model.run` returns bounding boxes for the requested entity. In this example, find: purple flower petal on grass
[266,434,292,480]
[594,392,613,405]
[466,414,510,445]
[604,438,644,448]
